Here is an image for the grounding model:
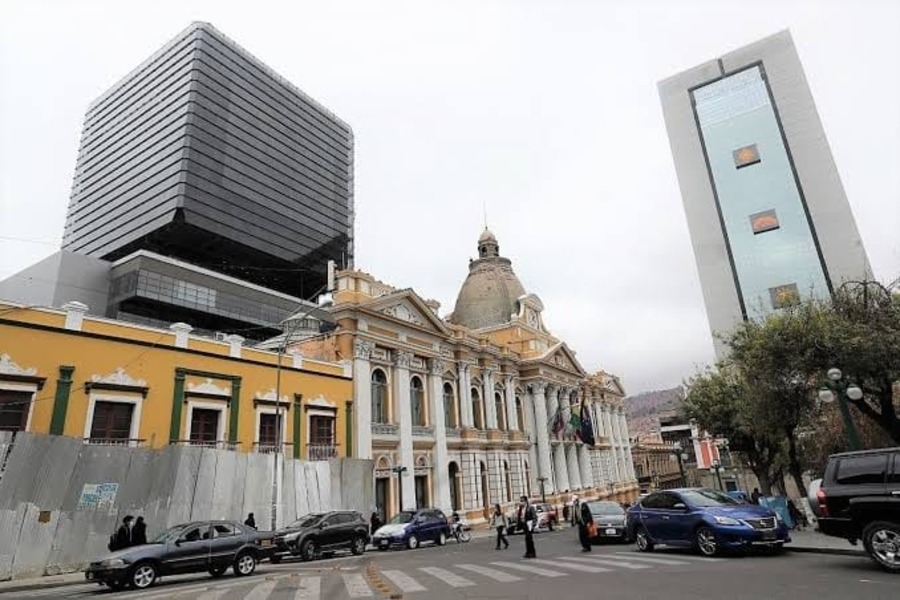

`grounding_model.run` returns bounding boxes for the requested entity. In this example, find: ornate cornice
[354,338,375,360]
[0,353,37,376]
[395,350,413,369]
[428,358,445,376]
